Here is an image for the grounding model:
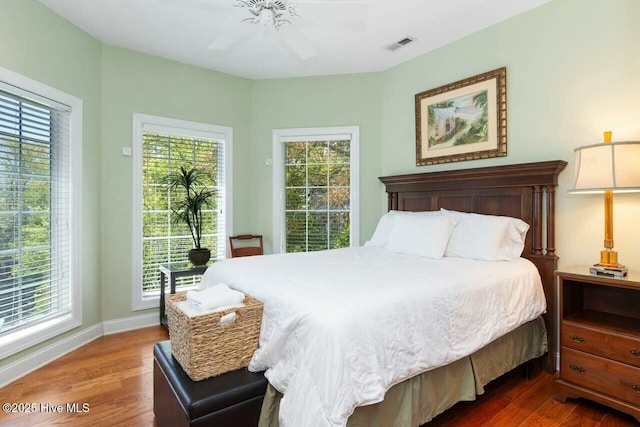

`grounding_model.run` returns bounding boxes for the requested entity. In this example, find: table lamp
[569,131,640,277]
